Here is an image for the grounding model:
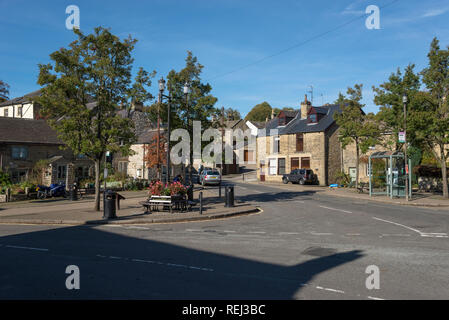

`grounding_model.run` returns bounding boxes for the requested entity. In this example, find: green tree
[0,80,9,102]
[334,84,380,189]
[245,101,272,122]
[151,51,218,181]
[35,27,154,211]
[224,107,241,121]
[372,65,421,150]
[409,38,449,198]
